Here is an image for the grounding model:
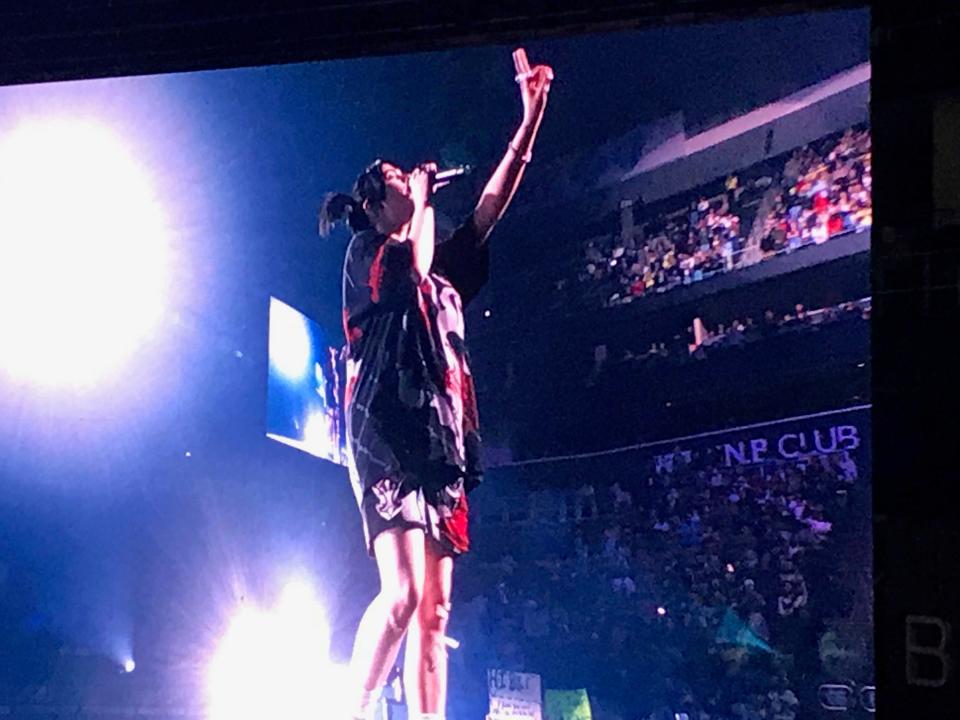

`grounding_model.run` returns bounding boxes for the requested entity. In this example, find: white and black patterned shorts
[358,474,469,558]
